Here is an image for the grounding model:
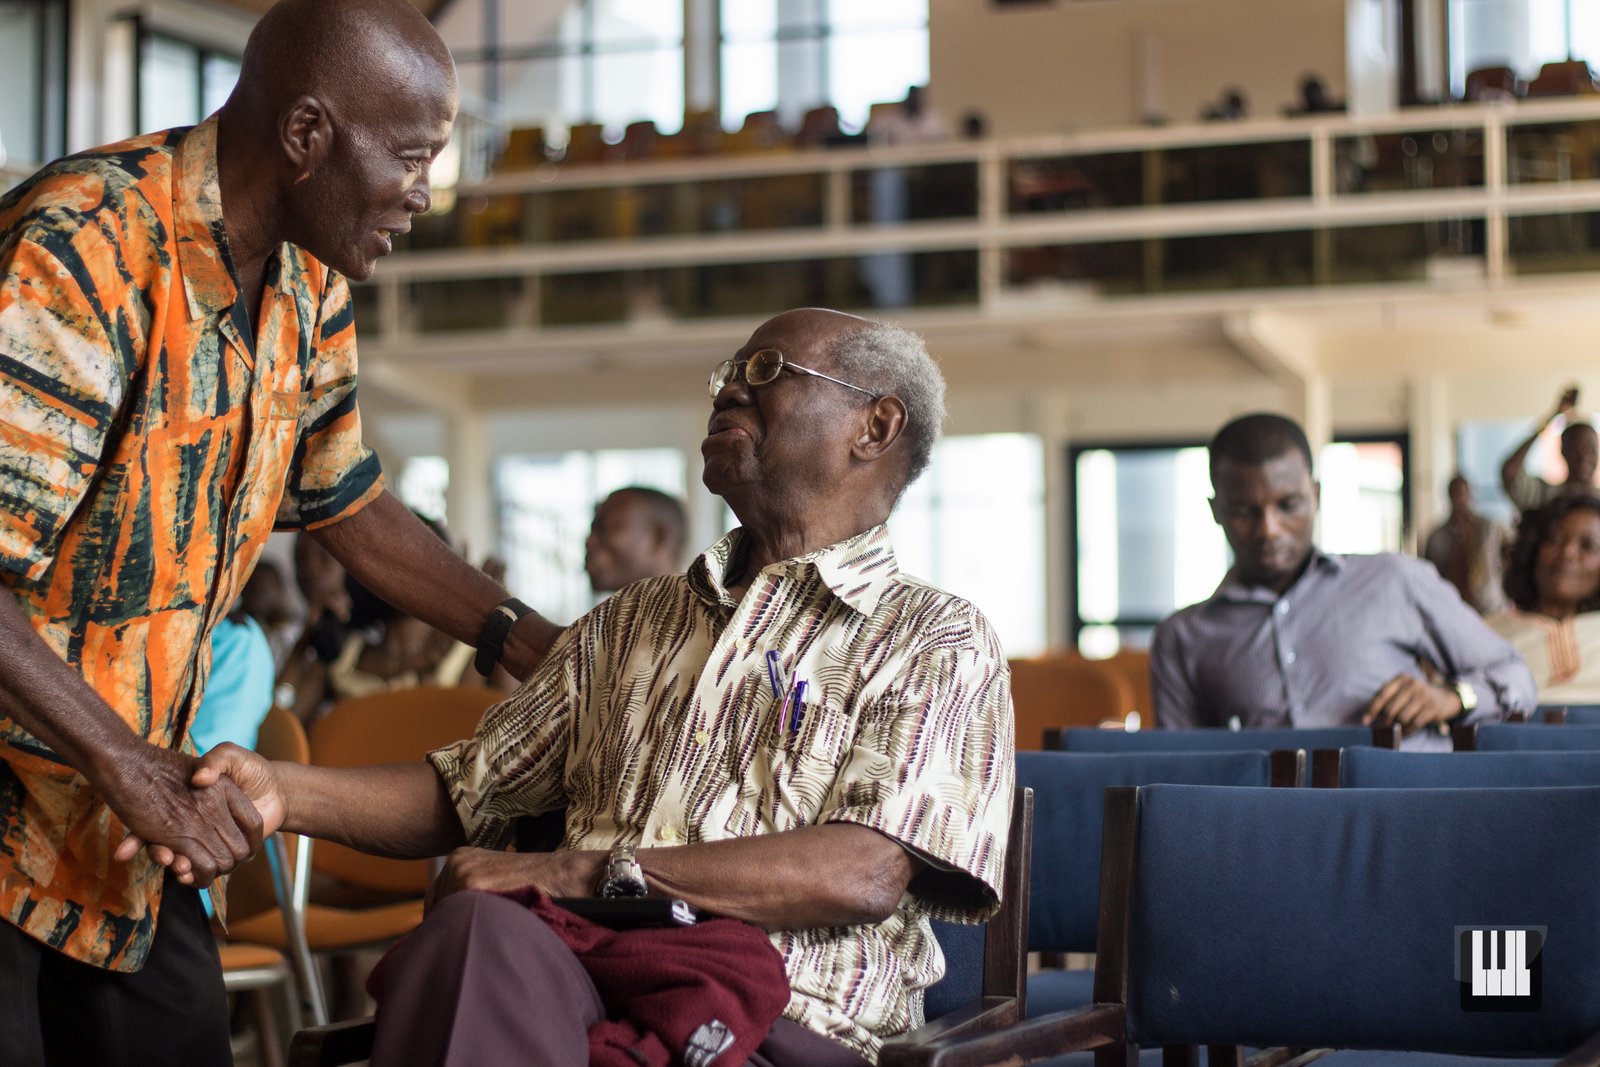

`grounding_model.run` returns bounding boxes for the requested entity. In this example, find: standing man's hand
[1362,673,1462,736]
[100,744,264,887]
